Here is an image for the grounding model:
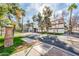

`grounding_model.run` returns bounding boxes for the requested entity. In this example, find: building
[23,23,33,32]
[49,17,64,33]
[67,16,79,33]
[37,17,65,33]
